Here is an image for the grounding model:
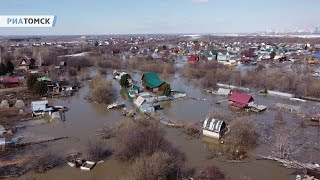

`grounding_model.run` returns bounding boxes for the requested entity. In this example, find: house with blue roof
[313,53,320,58]
[309,53,320,64]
